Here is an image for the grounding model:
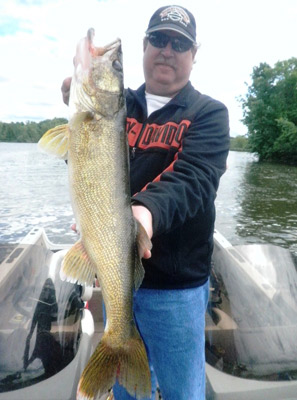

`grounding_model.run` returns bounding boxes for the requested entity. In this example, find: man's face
[143,30,196,98]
